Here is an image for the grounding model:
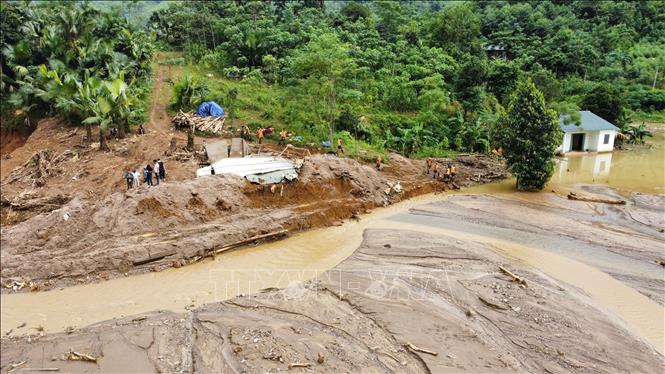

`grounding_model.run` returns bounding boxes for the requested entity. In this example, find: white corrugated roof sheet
[196,156,296,178]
